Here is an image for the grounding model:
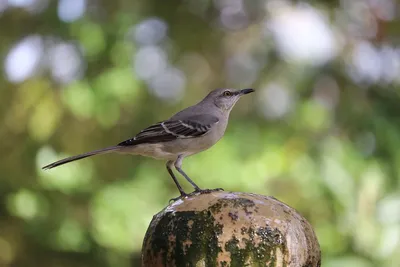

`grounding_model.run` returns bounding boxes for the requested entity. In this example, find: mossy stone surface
[142,191,321,267]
